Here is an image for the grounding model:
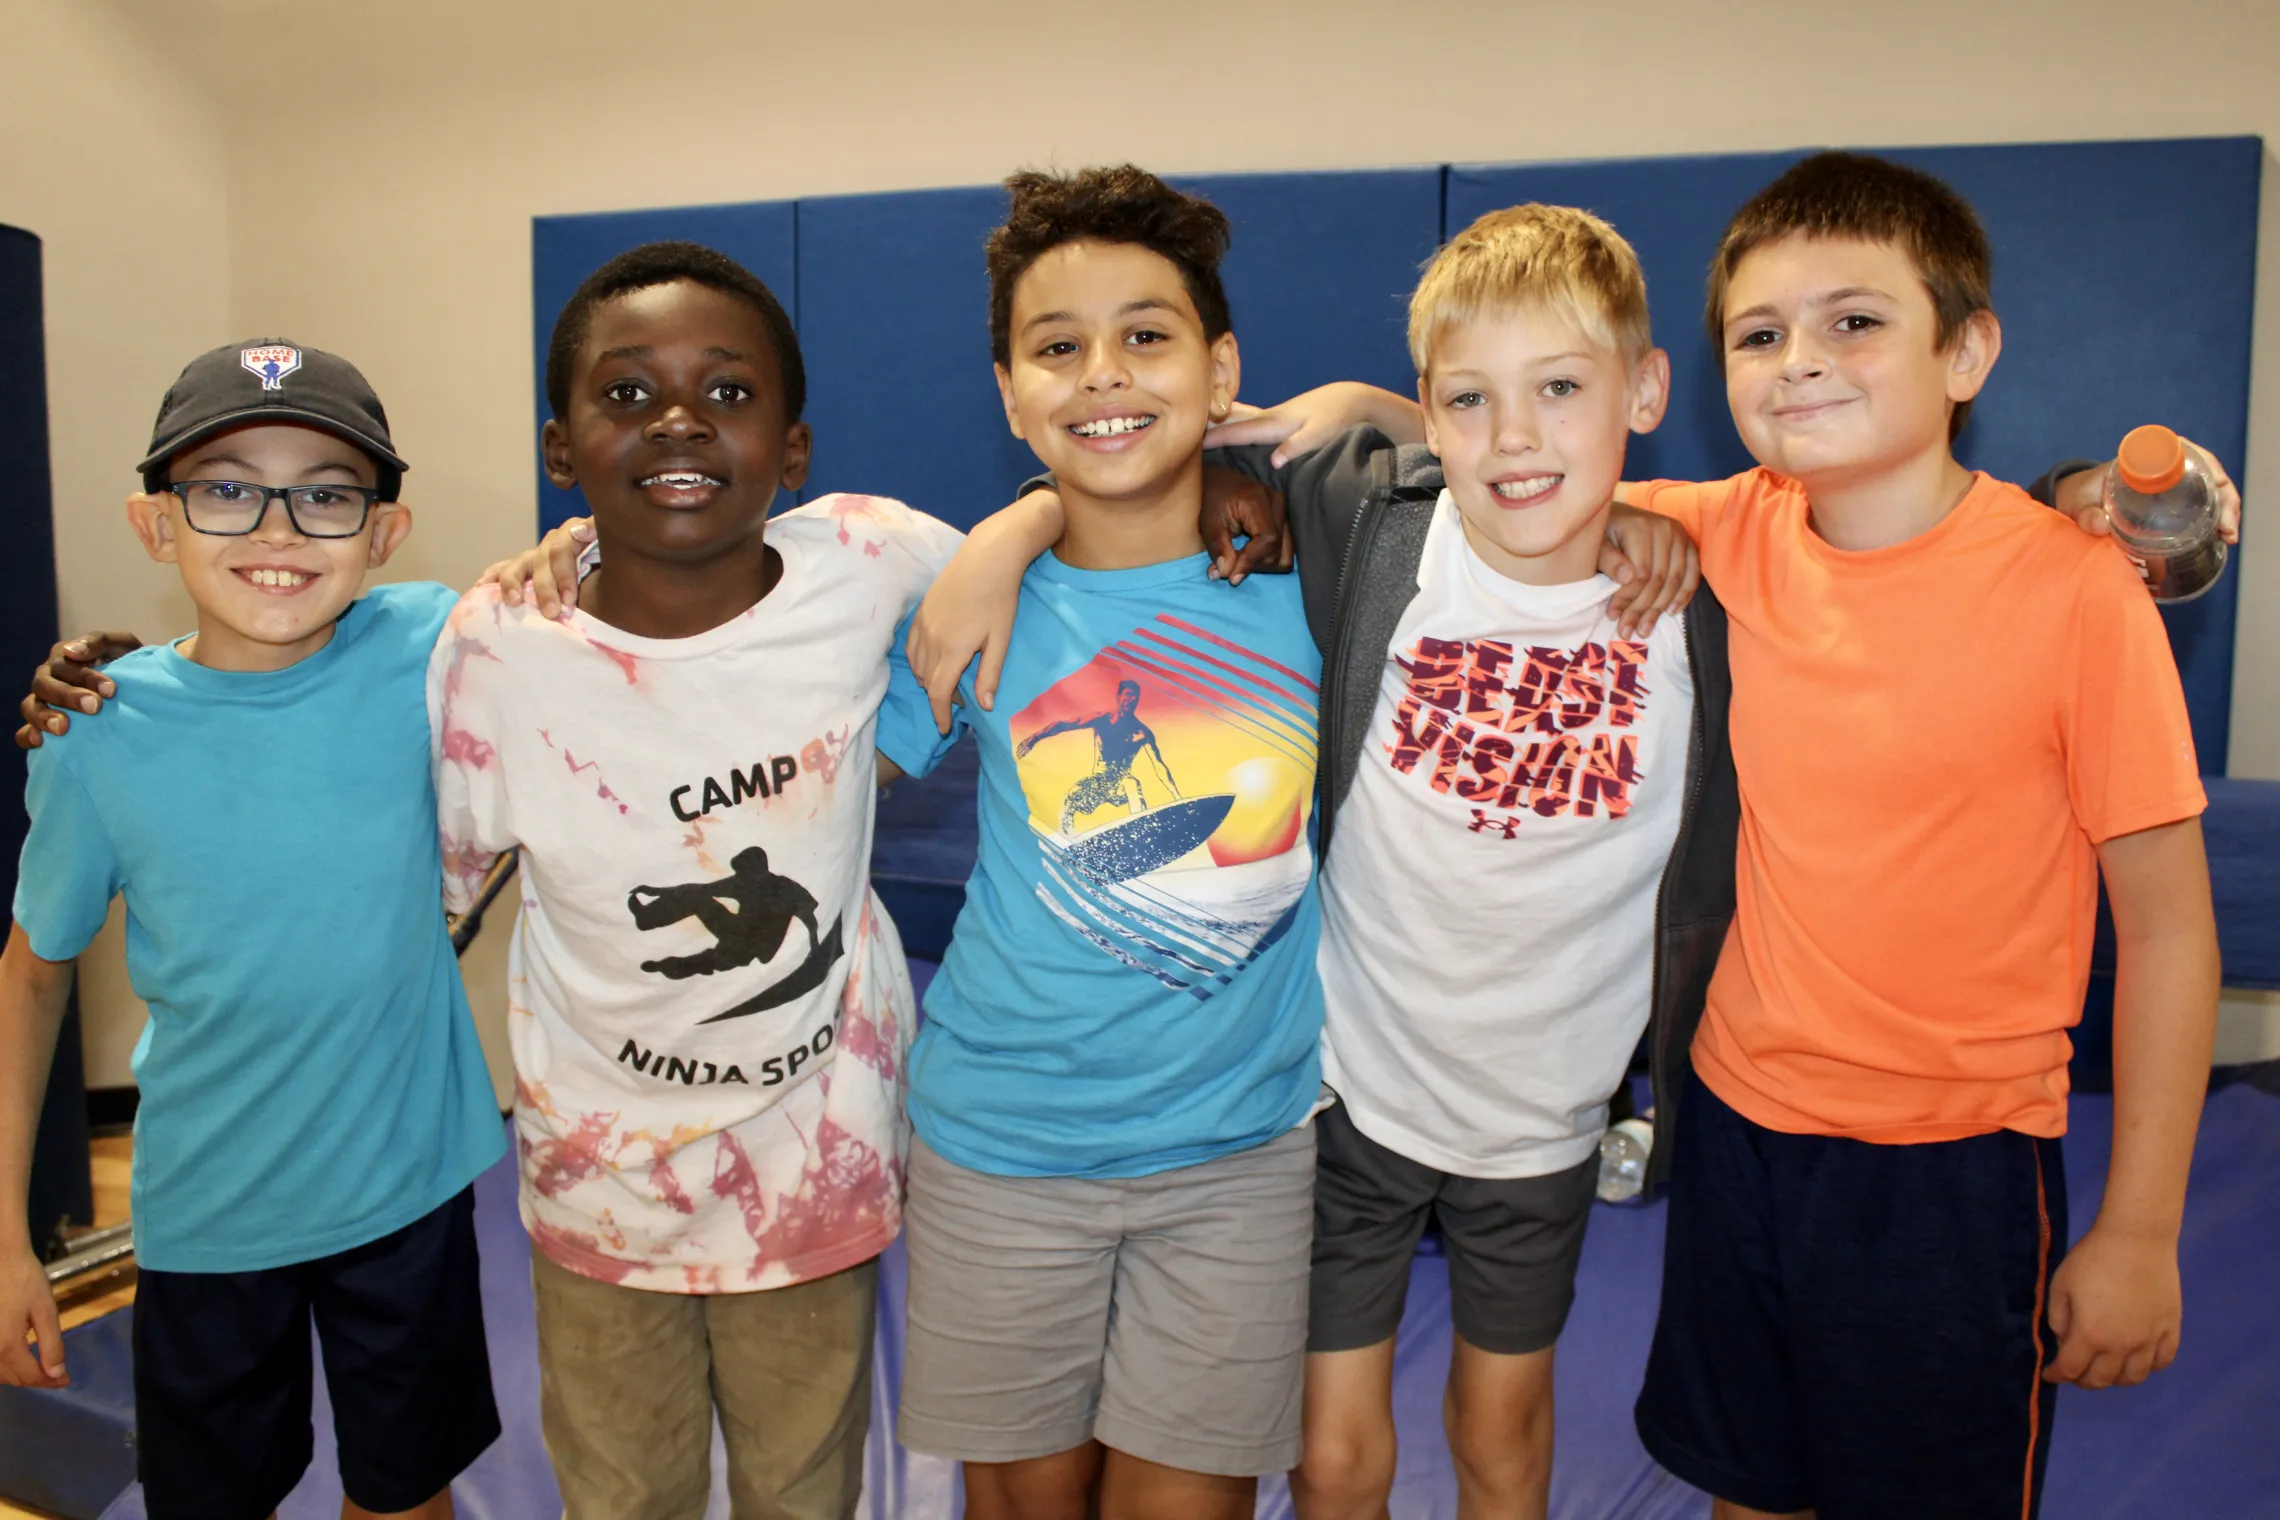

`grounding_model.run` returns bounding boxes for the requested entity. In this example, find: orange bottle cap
[2117,425,2186,494]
